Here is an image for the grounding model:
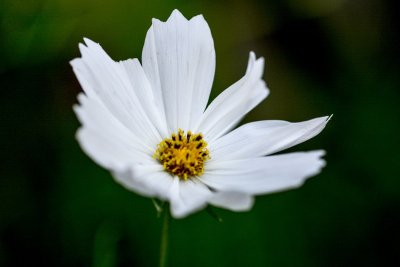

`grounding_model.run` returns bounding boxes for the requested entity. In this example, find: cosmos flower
[71,10,329,218]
